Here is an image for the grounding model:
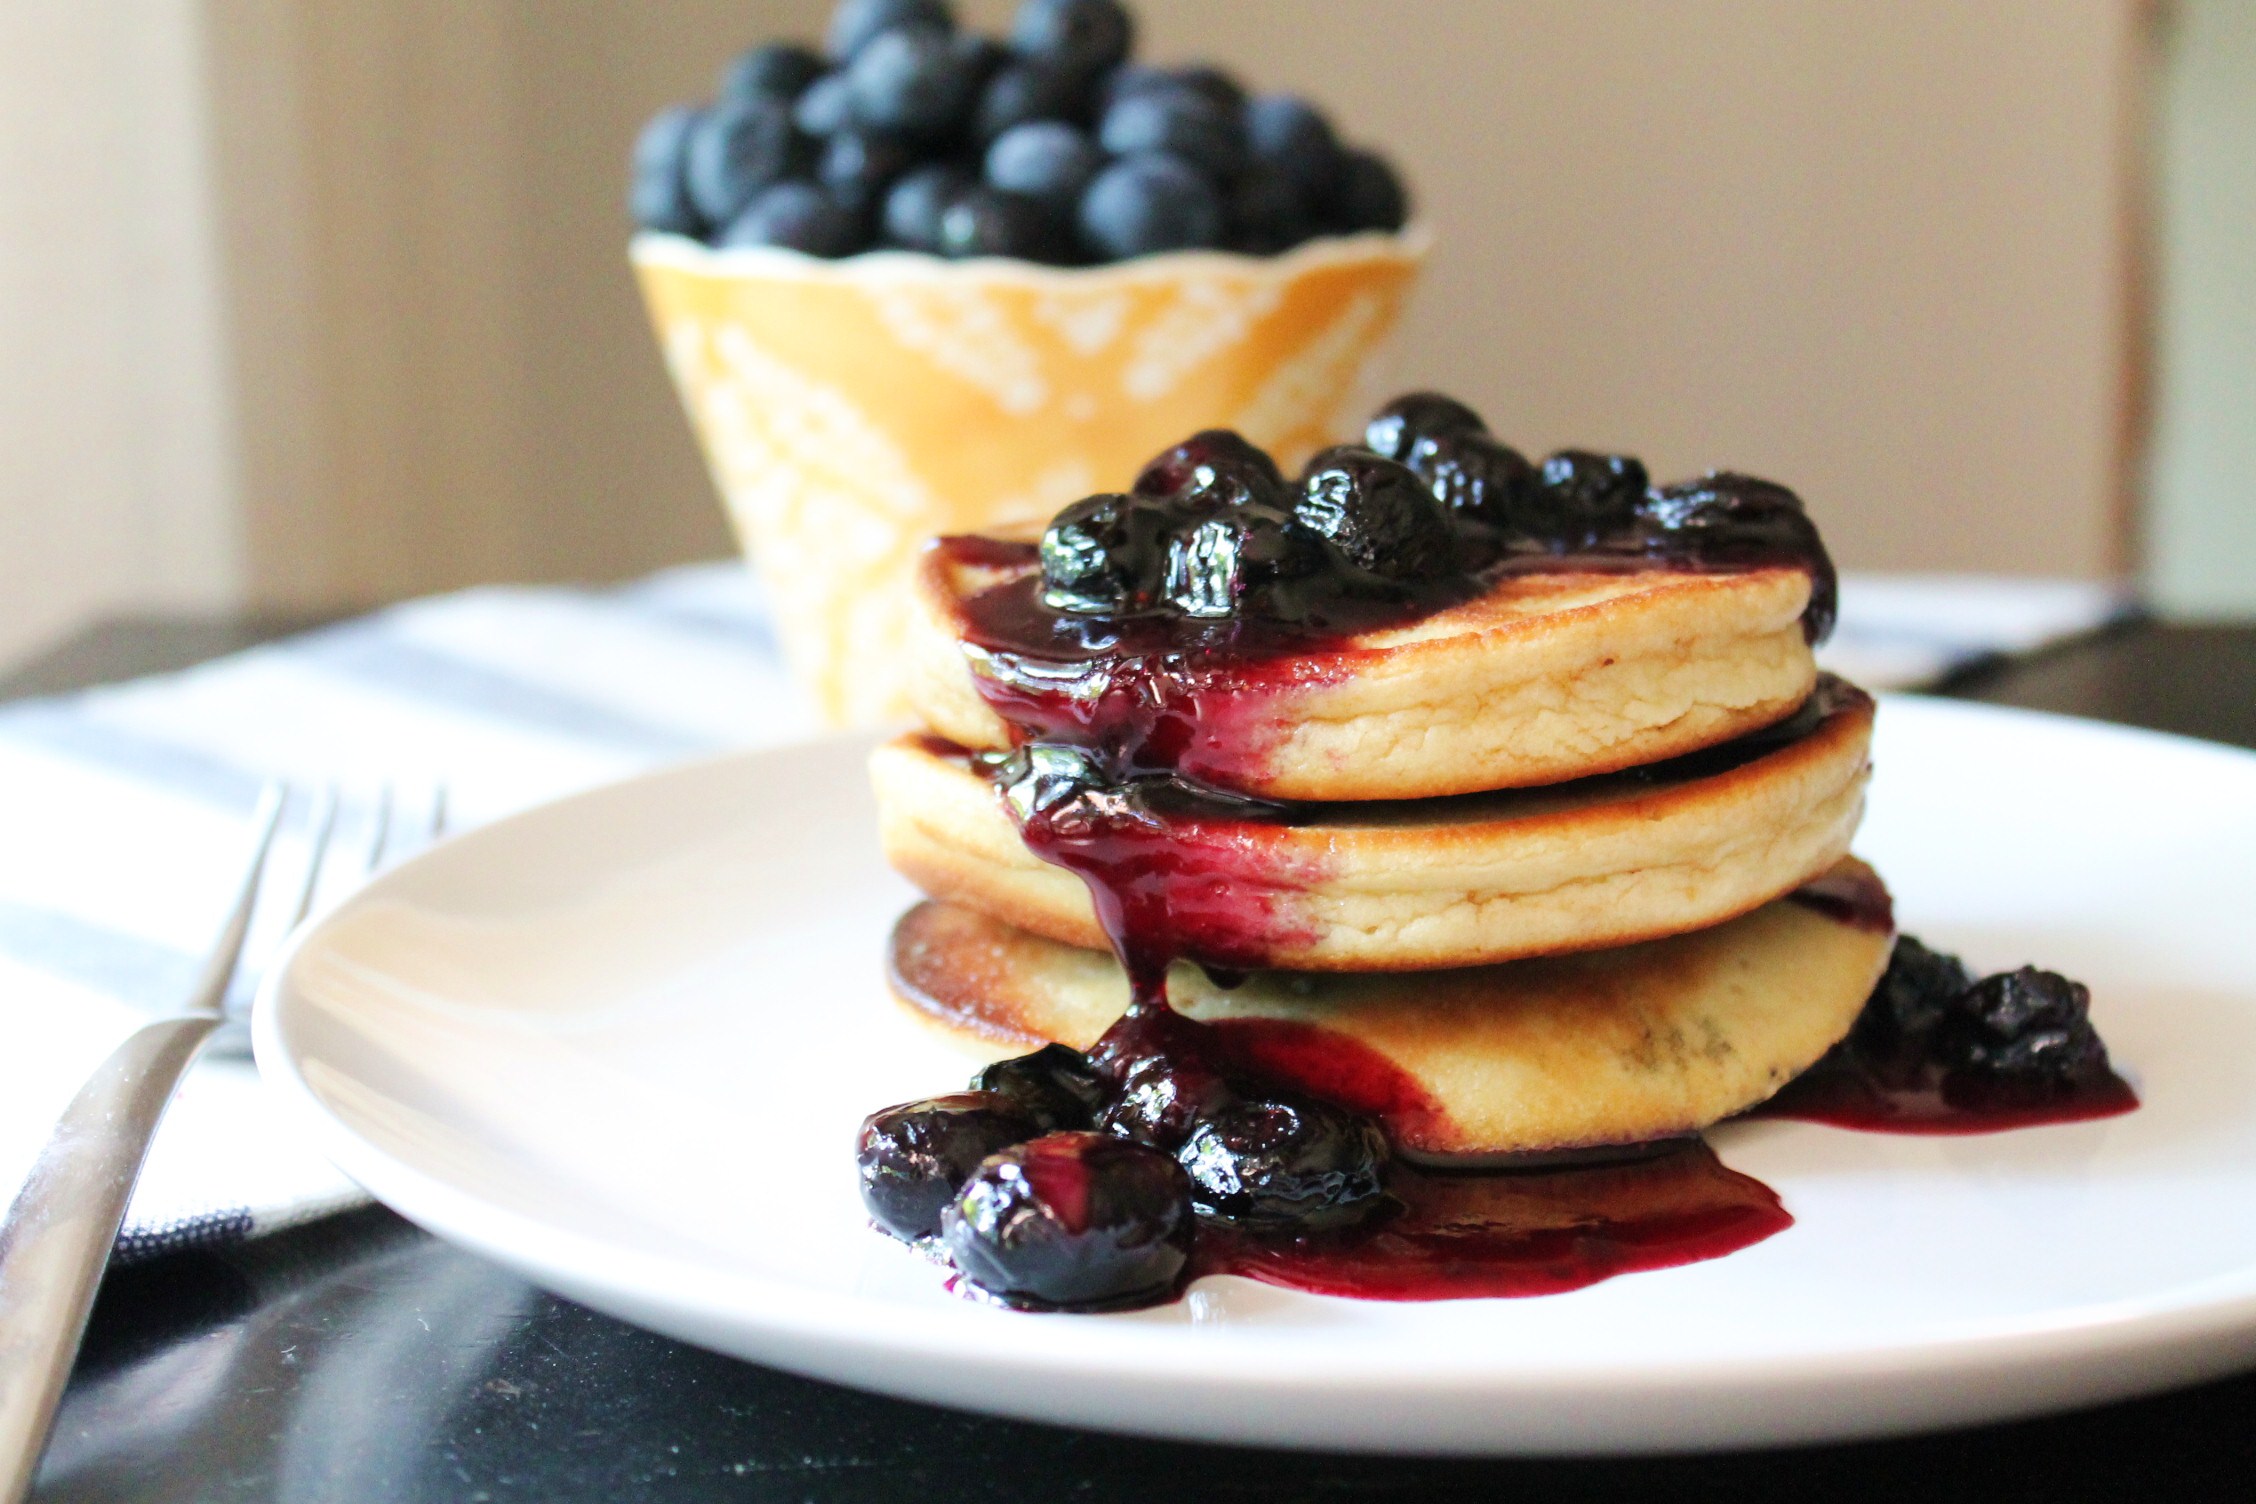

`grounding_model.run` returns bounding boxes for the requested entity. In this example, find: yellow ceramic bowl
[633,230,1428,726]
